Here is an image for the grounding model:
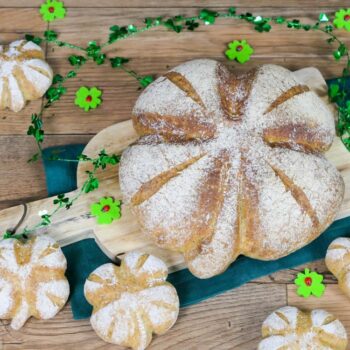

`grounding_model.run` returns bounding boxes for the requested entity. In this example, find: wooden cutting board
[0,67,350,273]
